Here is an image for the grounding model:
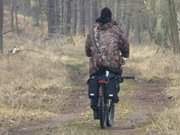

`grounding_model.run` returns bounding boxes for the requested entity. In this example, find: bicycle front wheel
[107,101,115,127]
